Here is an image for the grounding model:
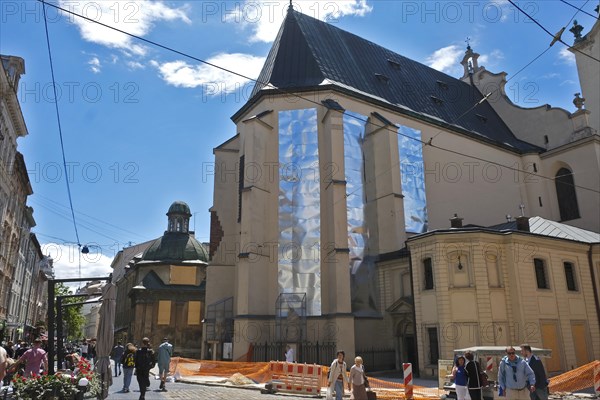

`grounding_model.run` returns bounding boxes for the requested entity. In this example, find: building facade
[115,202,208,357]
[206,6,599,374]
[0,54,48,342]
